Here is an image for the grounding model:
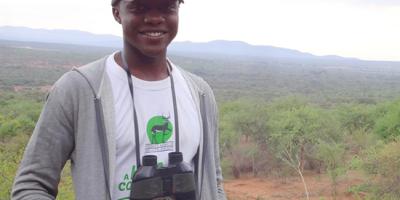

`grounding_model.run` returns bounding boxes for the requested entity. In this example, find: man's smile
[139,31,167,38]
